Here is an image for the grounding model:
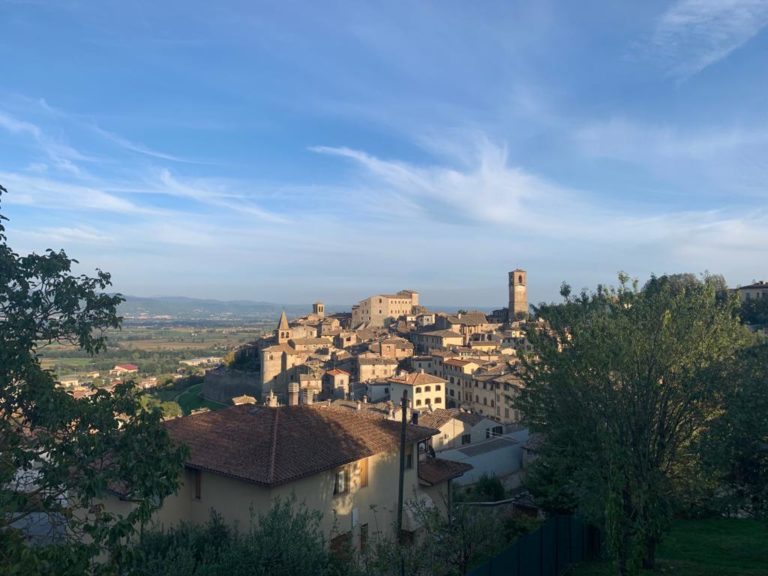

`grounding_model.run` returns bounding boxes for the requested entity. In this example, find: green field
[175,383,226,414]
[573,519,768,576]
[40,323,269,379]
